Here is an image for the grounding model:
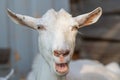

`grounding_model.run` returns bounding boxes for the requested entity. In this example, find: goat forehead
[39,9,77,39]
[42,8,71,19]
[41,9,74,27]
